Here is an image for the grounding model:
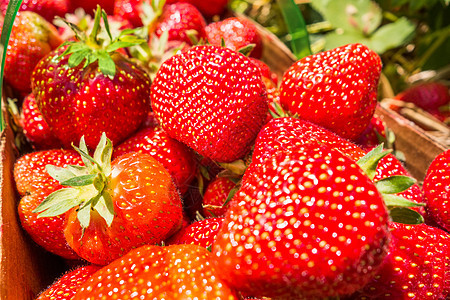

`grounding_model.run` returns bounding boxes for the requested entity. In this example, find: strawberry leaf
[383,194,425,208]
[94,194,115,226]
[60,174,97,186]
[389,207,424,224]
[97,50,116,78]
[33,188,80,215]
[375,175,416,194]
[77,203,92,228]
[356,144,391,180]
